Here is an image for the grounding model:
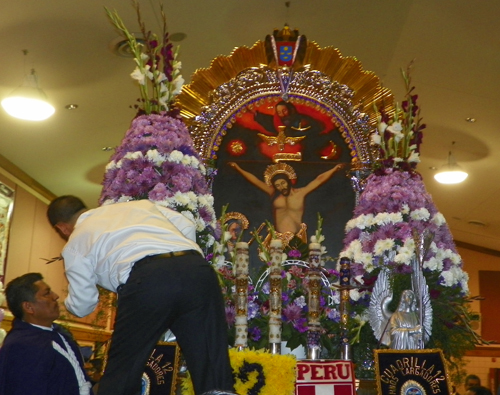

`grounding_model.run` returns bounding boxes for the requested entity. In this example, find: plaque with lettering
[374,349,451,395]
[141,342,180,395]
